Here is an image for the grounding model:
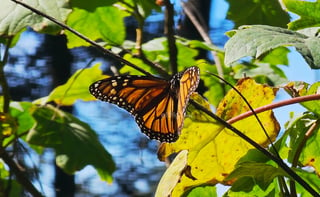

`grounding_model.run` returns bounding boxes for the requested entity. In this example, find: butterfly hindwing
[89,66,200,142]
